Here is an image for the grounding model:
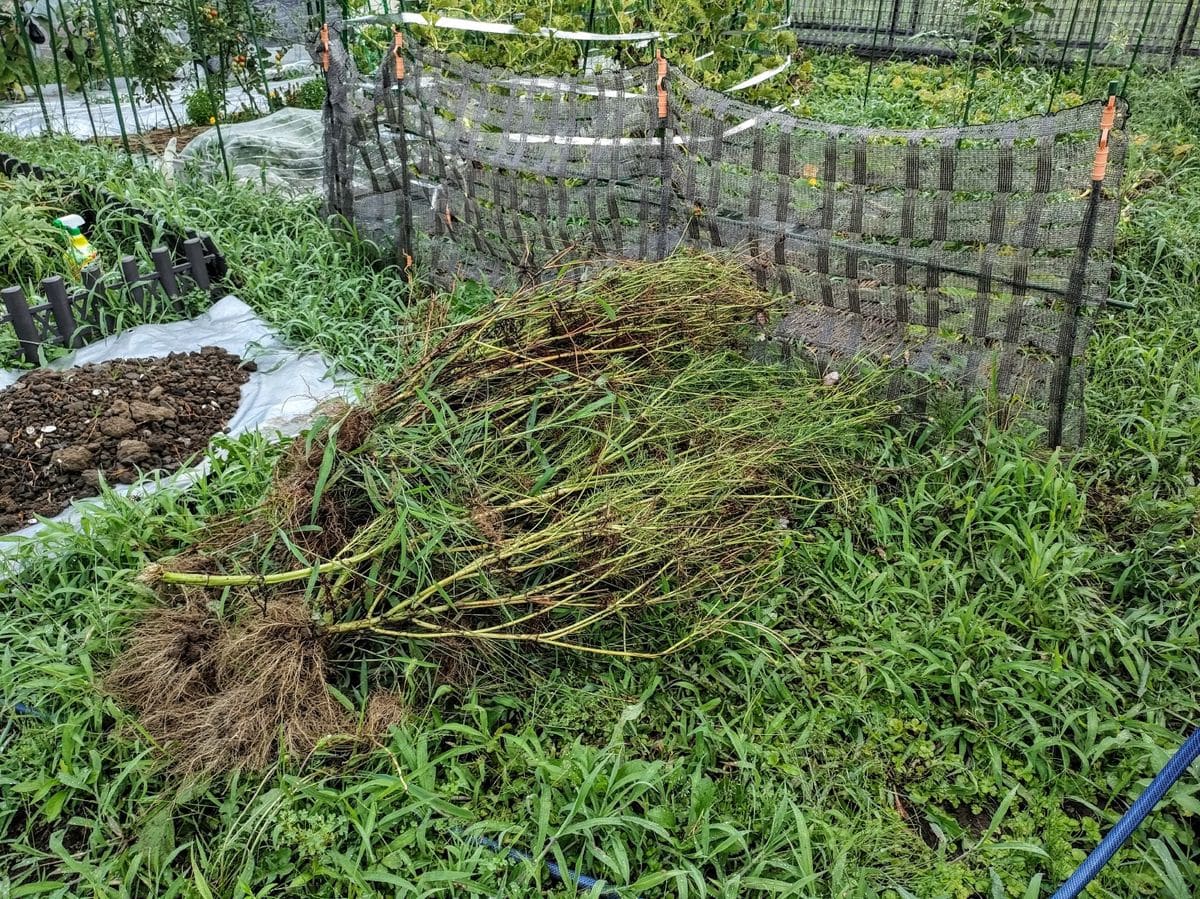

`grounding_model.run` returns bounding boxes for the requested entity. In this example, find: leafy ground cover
[1,53,1199,898]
